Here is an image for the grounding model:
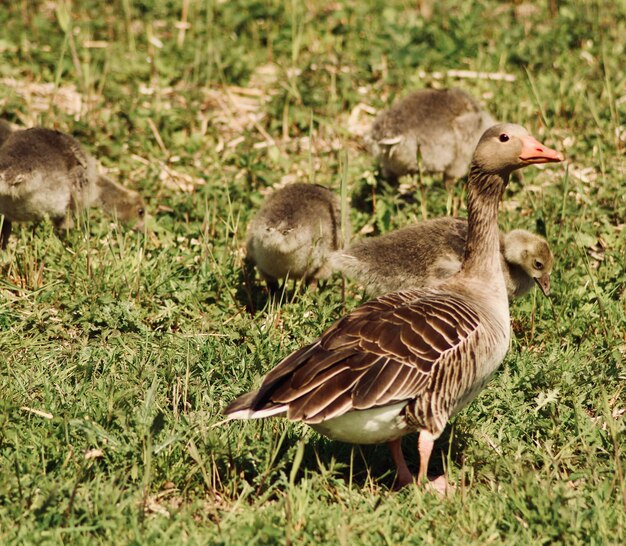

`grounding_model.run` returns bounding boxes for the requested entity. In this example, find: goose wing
[226,290,481,424]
